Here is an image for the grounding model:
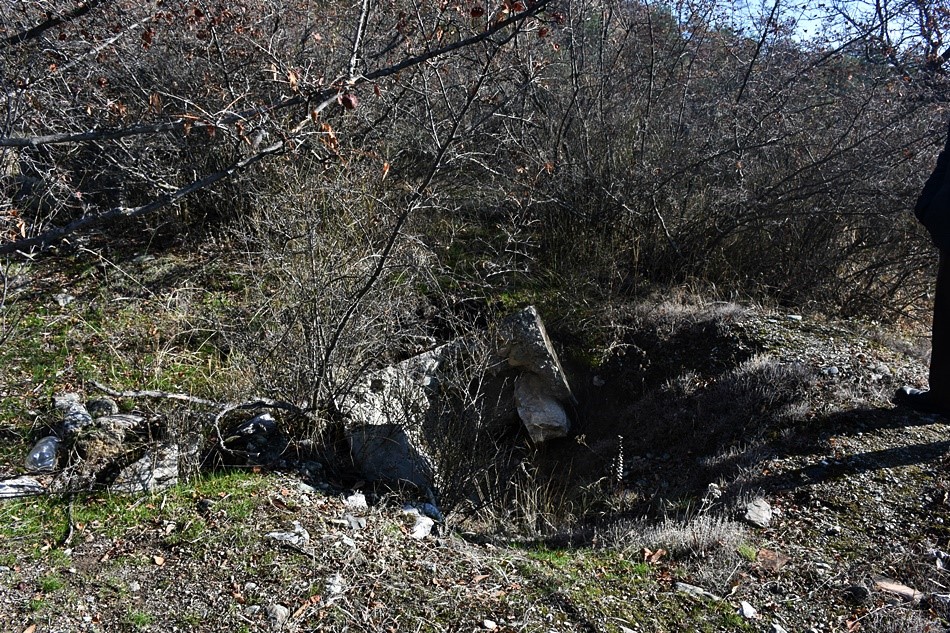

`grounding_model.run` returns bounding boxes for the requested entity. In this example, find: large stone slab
[338,306,577,488]
[111,442,179,494]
